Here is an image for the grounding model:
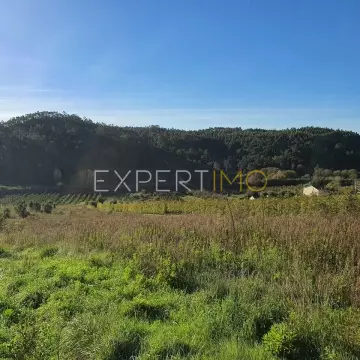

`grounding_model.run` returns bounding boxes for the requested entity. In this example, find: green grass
[1,244,359,360]
[0,247,280,359]
[1,195,360,359]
